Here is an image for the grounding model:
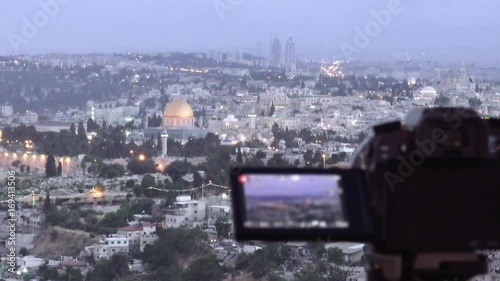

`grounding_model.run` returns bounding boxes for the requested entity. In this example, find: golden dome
[163,99,194,118]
